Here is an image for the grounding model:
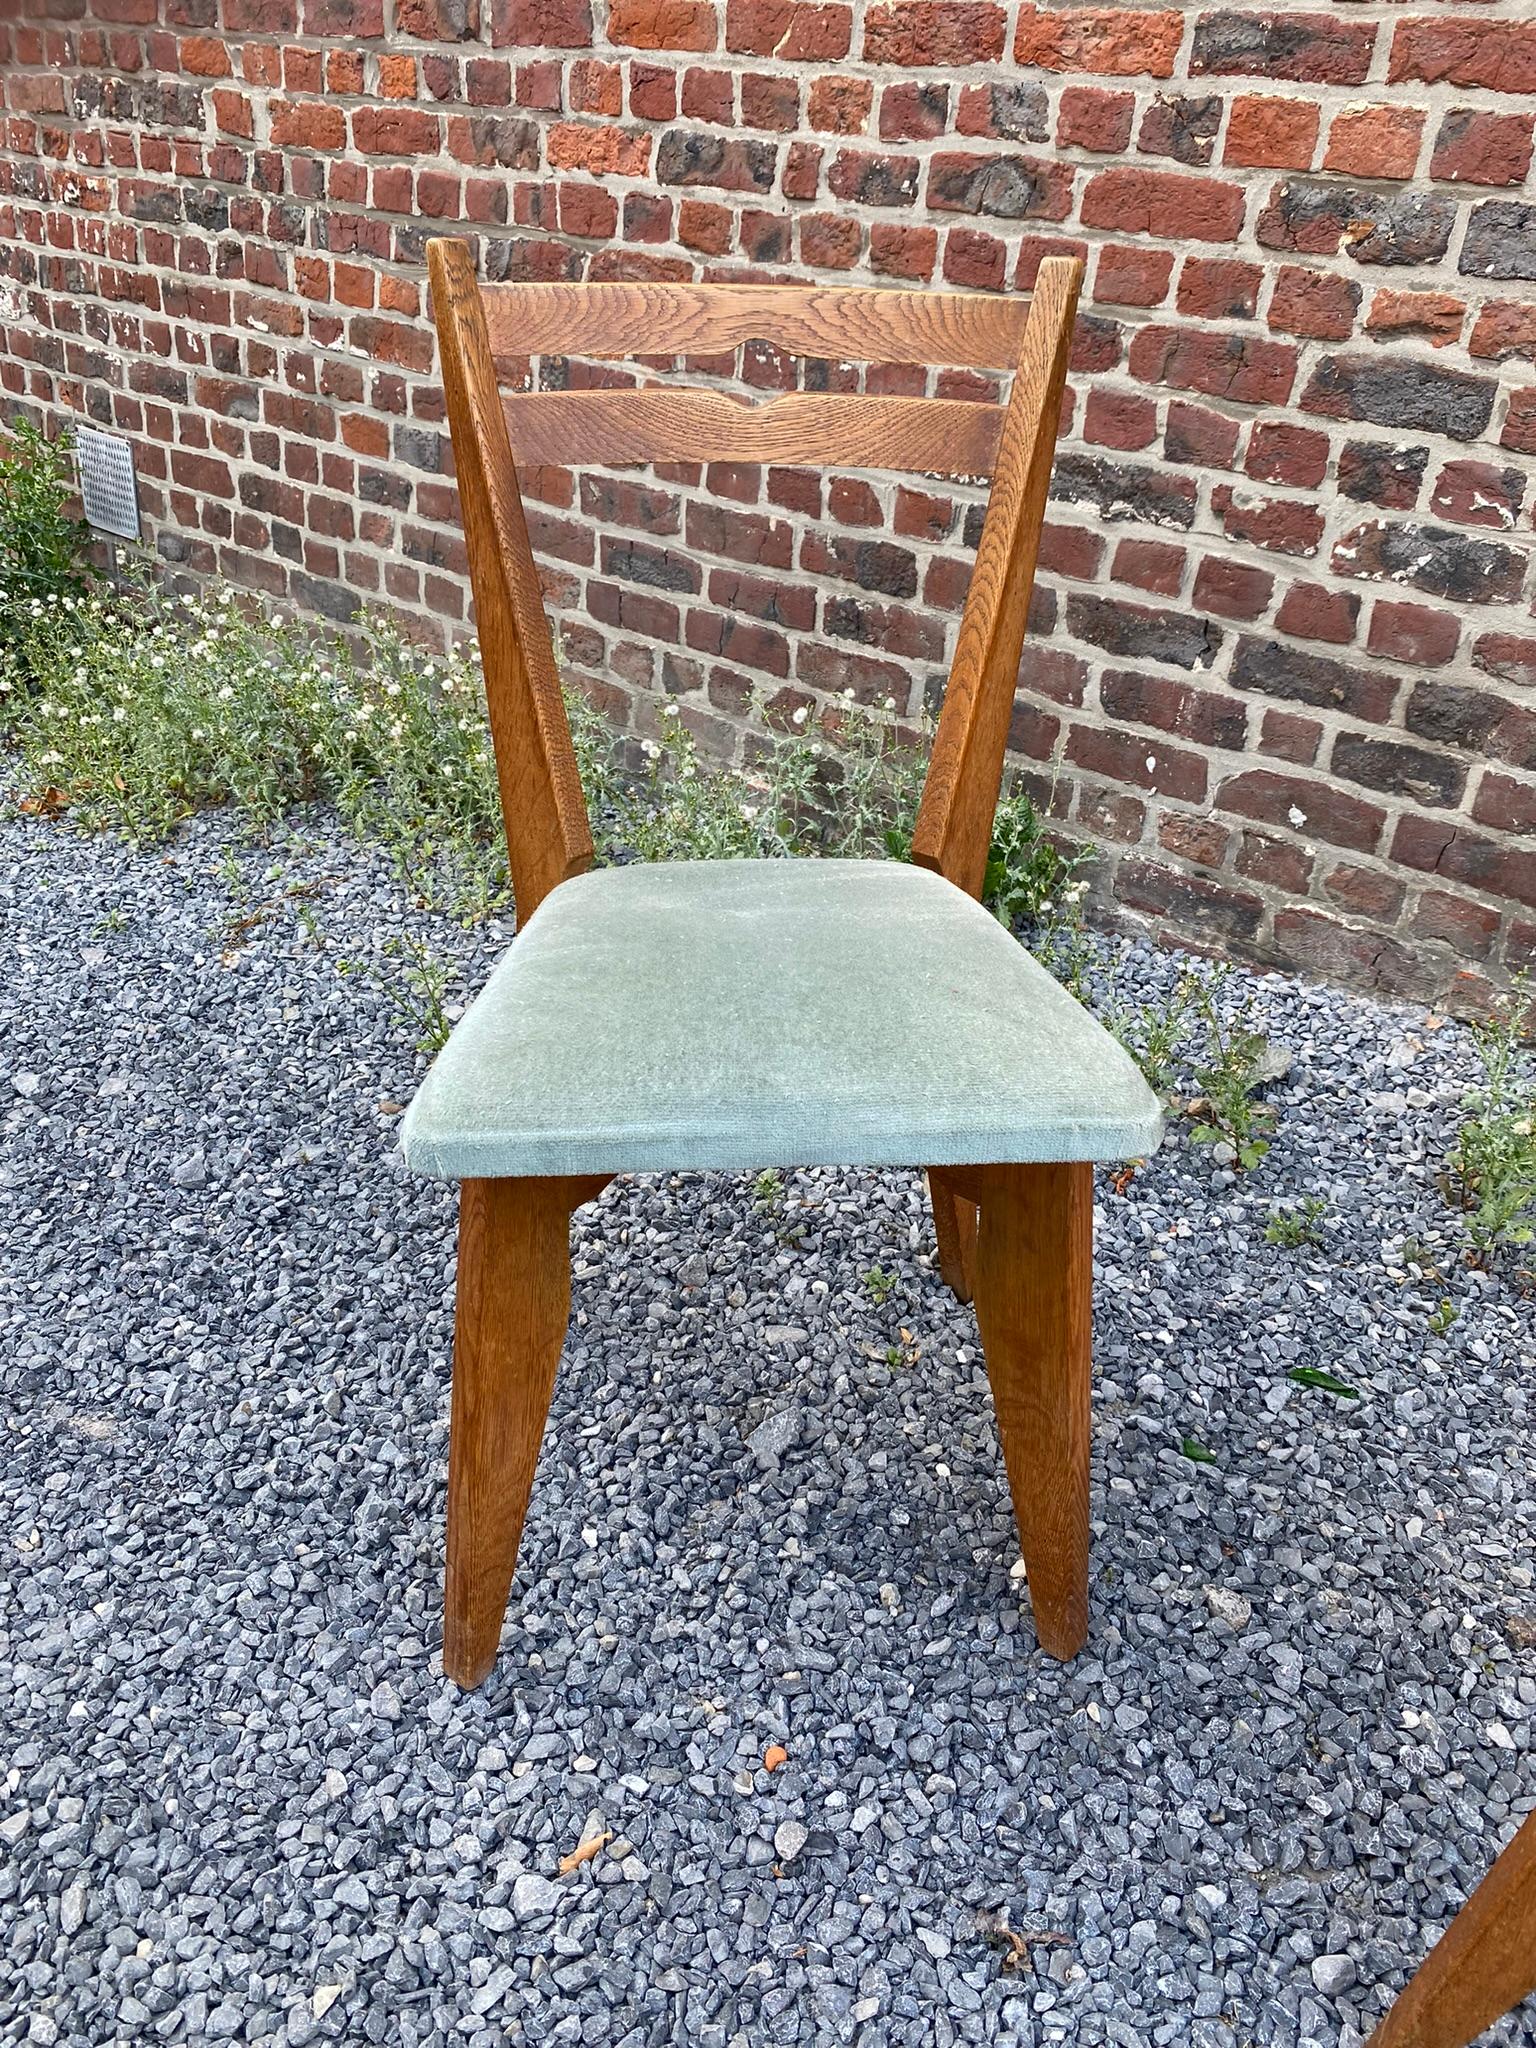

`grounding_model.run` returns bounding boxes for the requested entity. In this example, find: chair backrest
[428,238,1083,922]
